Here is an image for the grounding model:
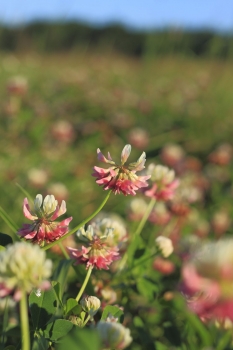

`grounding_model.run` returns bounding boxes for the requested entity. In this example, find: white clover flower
[147,164,175,184]
[80,295,101,318]
[155,236,174,258]
[96,320,132,349]
[0,242,52,297]
[194,239,233,281]
[128,198,148,217]
[77,224,113,242]
[145,164,179,201]
[92,214,128,248]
